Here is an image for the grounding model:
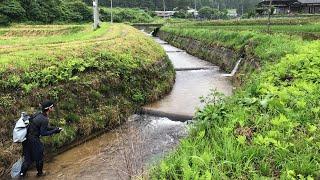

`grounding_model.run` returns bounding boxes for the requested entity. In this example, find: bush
[173,9,187,19]
[100,8,153,23]
[198,6,227,20]
[0,14,9,26]
[61,1,92,22]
